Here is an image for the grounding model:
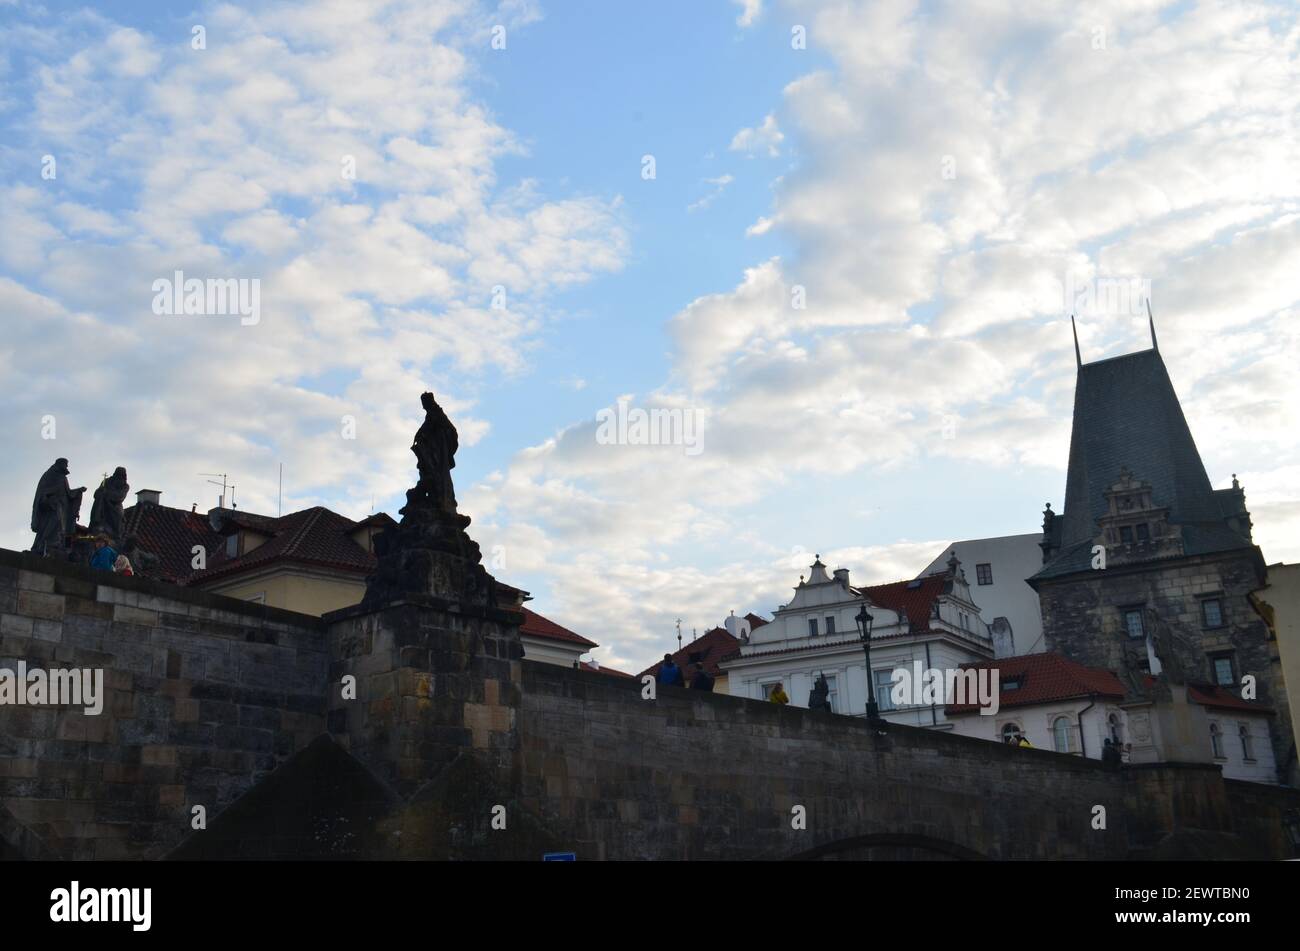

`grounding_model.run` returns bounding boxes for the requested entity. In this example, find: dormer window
[1003,676,1023,691]
[1119,525,1133,544]
[225,533,239,558]
[1135,523,1150,542]
[808,618,819,637]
